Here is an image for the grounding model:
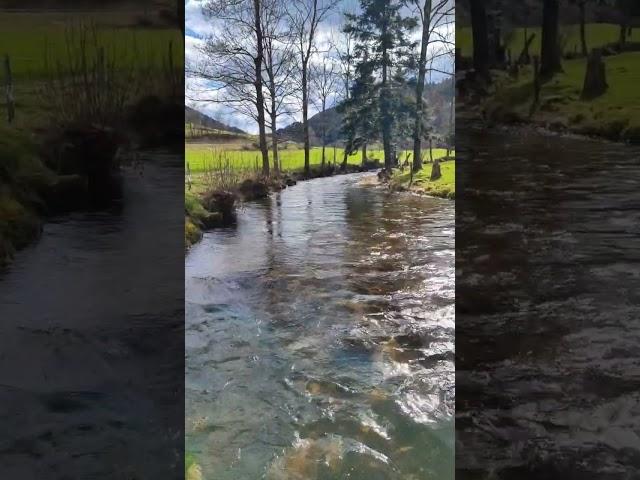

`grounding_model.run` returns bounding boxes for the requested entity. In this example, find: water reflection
[456,125,640,479]
[186,173,454,479]
[0,153,184,478]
